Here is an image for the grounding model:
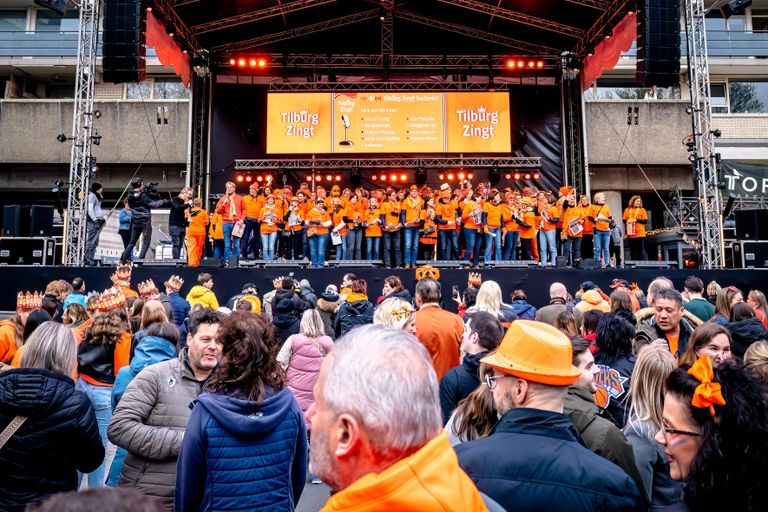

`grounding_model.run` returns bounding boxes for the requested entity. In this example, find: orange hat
[410,185,418,191]
[481,320,581,386]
